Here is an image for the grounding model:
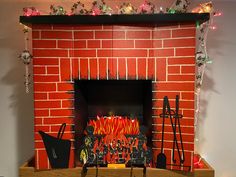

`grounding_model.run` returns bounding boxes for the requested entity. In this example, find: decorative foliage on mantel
[21,0,192,16]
